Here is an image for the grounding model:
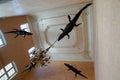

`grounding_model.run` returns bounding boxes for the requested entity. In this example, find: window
[0,69,5,77]
[20,23,30,32]
[0,30,7,48]
[0,61,18,80]
[28,47,38,59]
